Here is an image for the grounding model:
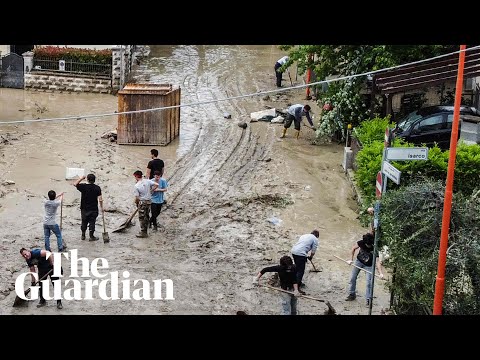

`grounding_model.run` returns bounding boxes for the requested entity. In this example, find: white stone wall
[0,45,10,56]
[25,72,112,94]
[112,45,135,94]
